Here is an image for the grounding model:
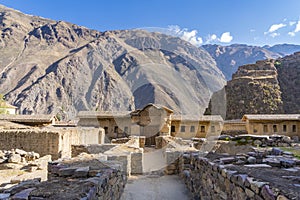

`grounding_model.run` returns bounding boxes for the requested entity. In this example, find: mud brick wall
[0,130,60,159]
[0,127,103,160]
[180,153,290,200]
